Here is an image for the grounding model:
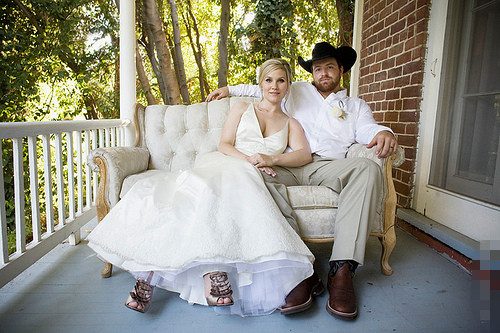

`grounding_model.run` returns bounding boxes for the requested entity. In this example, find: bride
[87,58,315,317]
